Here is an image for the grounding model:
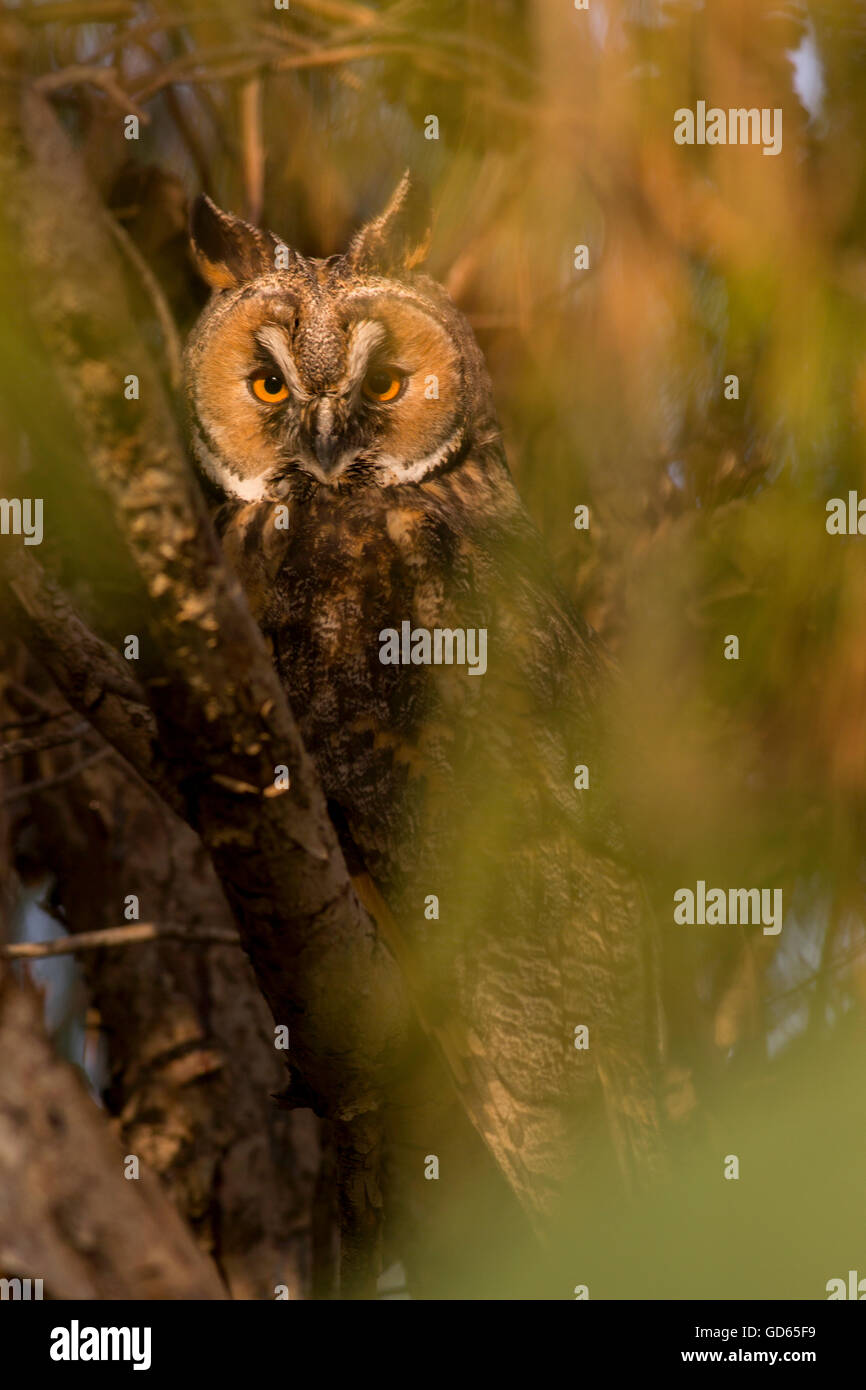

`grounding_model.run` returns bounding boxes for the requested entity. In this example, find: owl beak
[312,432,341,475]
[310,398,342,477]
